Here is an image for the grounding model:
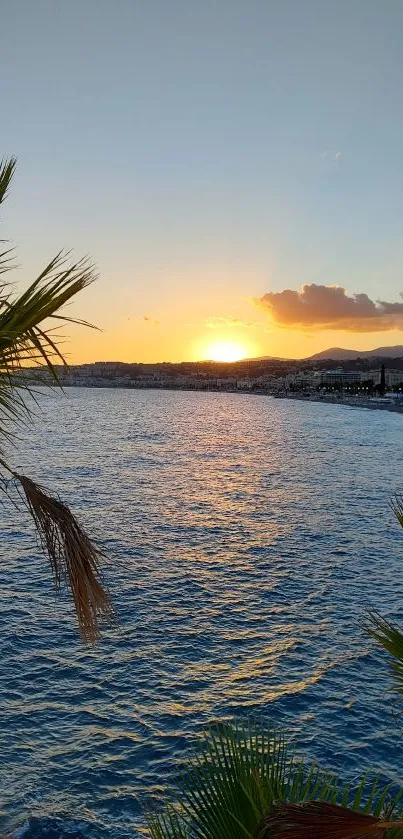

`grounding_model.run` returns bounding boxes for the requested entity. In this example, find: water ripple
[1,389,403,837]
